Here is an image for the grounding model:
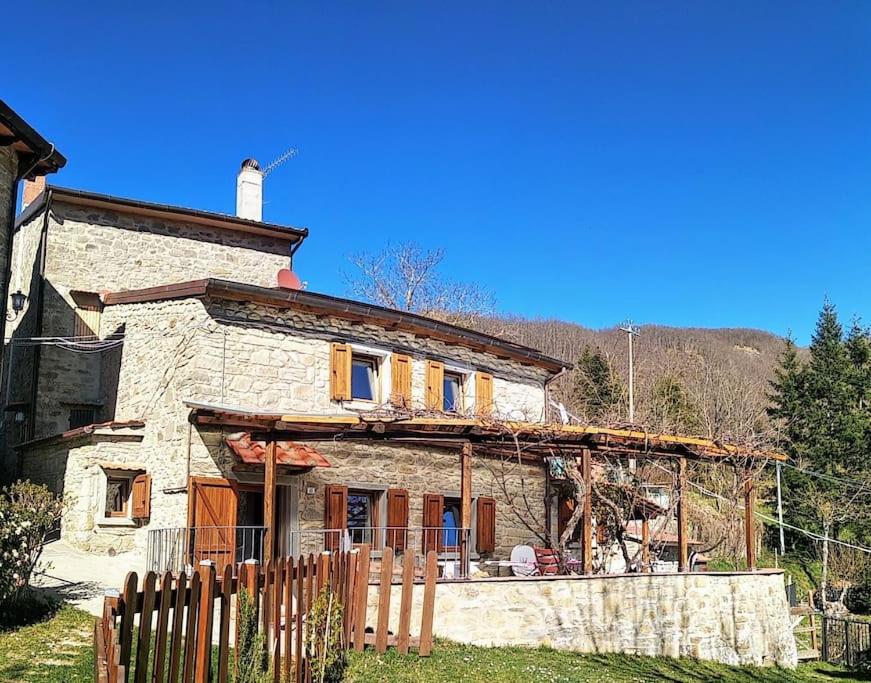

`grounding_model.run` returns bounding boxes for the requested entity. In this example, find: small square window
[443,372,464,412]
[69,406,96,430]
[351,355,379,401]
[105,475,131,518]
